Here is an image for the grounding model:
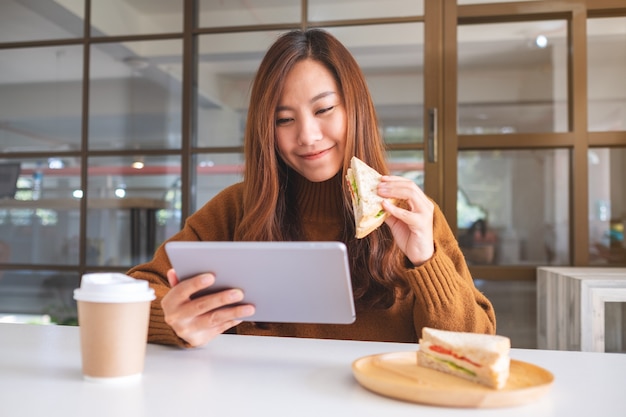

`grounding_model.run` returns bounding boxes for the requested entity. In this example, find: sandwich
[346,156,396,239]
[417,327,511,389]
